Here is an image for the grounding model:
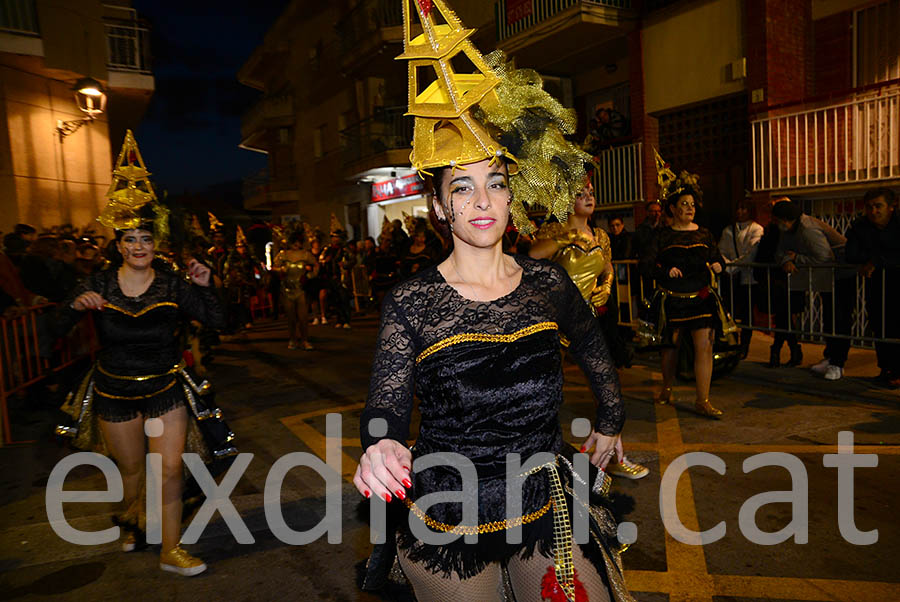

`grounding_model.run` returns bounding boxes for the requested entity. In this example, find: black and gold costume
[361,256,630,600]
[55,263,224,422]
[642,227,734,343]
